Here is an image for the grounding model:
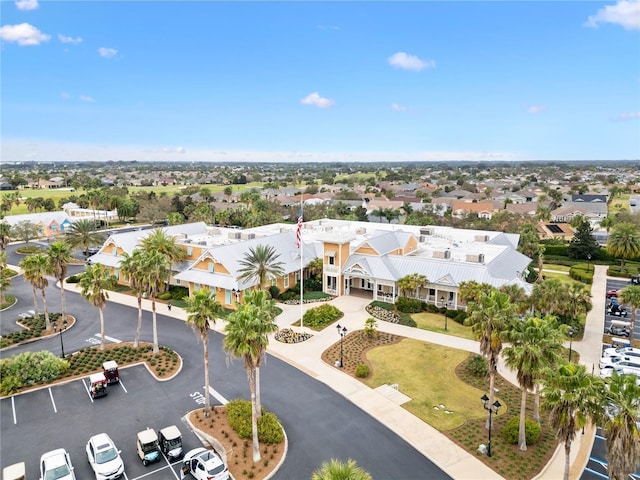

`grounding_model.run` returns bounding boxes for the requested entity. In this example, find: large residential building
[88,219,532,311]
